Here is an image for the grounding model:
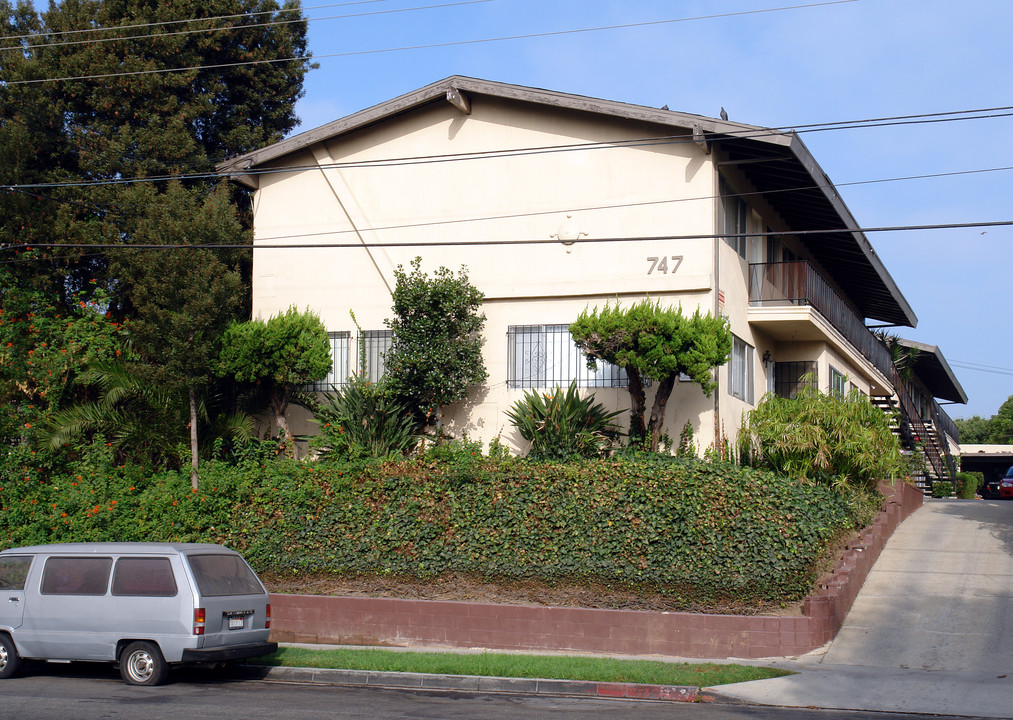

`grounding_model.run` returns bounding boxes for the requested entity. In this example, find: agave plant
[506,381,623,460]
[312,375,419,459]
